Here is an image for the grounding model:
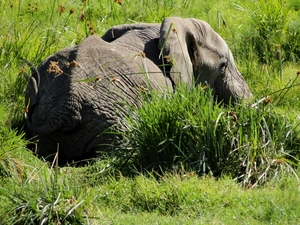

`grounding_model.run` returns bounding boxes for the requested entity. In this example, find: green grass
[1,164,299,224]
[0,0,300,224]
[119,84,300,189]
[96,174,300,224]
